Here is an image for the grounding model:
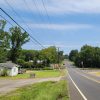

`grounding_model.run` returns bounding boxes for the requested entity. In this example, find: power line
[0,8,45,48]
[0,14,39,48]
[23,0,36,20]
[0,14,14,27]
[31,0,45,22]
[4,0,46,48]
[0,14,37,47]
[4,0,40,46]
[23,0,50,26]
[41,0,51,24]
